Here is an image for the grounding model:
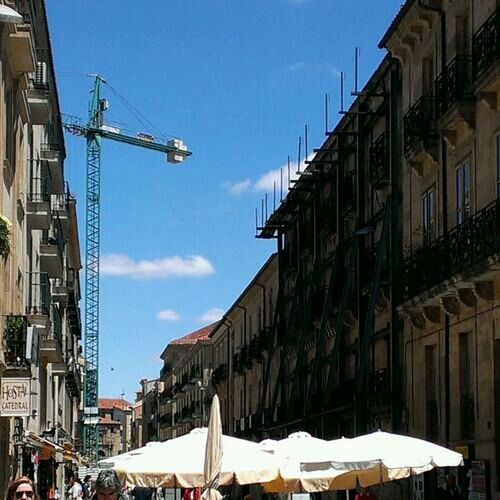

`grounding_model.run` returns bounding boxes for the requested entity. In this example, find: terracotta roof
[99,417,121,425]
[98,398,132,410]
[170,322,219,345]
